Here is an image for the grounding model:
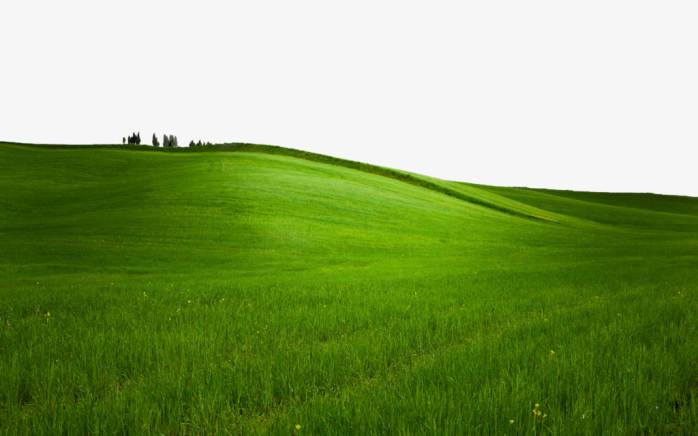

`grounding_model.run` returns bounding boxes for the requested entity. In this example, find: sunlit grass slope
[0,143,573,285]
[1,142,697,435]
